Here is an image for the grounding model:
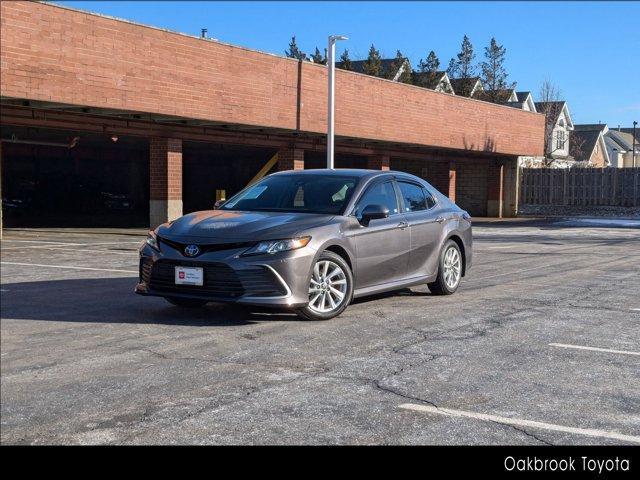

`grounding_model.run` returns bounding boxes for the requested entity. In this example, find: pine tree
[416,50,441,88]
[285,36,306,60]
[446,57,458,77]
[418,50,440,73]
[362,44,383,77]
[388,50,412,83]
[480,37,515,102]
[338,49,352,70]
[447,35,476,79]
[311,47,326,65]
